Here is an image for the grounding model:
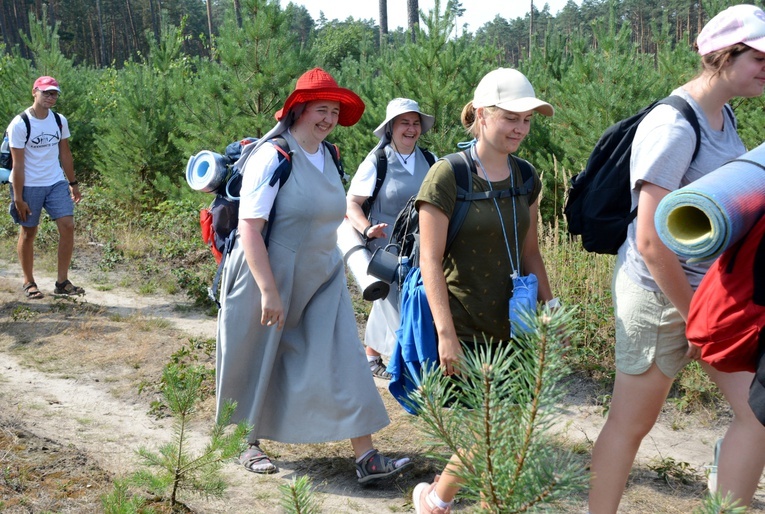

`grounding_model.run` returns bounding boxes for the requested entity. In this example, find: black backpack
[564,96,701,255]
[205,136,345,304]
[361,146,436,216]
[388,150,535,267]
[1,110,63,170]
